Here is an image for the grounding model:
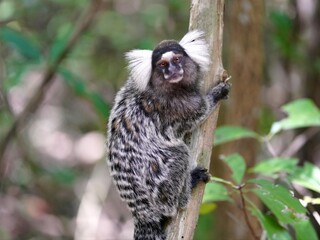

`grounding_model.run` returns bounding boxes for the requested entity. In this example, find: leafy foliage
[203,182,230,203]
[251,157,299,176]
[214,125,259,145]
[0,27,42,62]
[249,204,292,240]
[252,158,320,193]
[251,179,307,223]
[252,179,318,240]
[1,1,319,239]
[270,99,320,135]
[202,99,320,239]
[222,154,246,185]
[289,163,320,194]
